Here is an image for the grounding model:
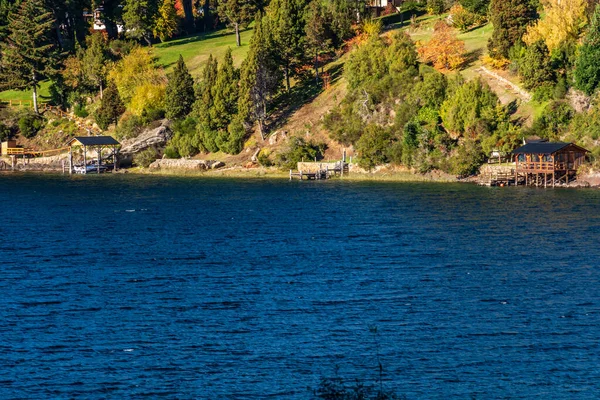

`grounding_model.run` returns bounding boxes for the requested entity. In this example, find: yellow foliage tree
[129,83,167,116]
[153,0,179,42]
[108,47,166,104]
[418,21,466,70]
[524,0,588,52]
